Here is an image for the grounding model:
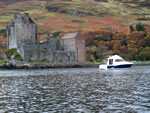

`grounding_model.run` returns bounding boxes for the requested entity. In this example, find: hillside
[0,0,150,61]
[0,0,150,32]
